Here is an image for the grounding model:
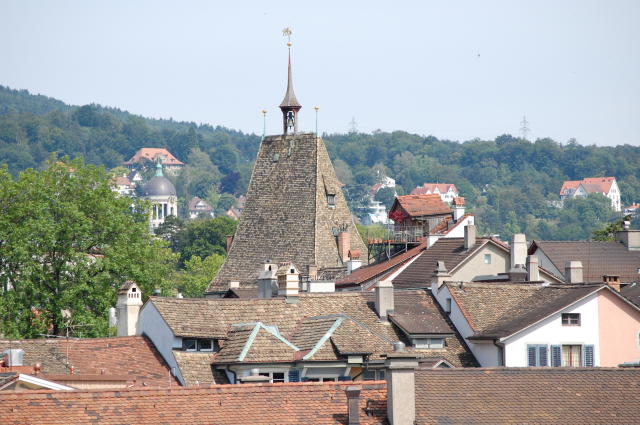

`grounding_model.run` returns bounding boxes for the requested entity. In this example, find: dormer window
[183,338,218,352]
[327,194,335,207]
[413,337,445,349]
[562,313,580,326]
